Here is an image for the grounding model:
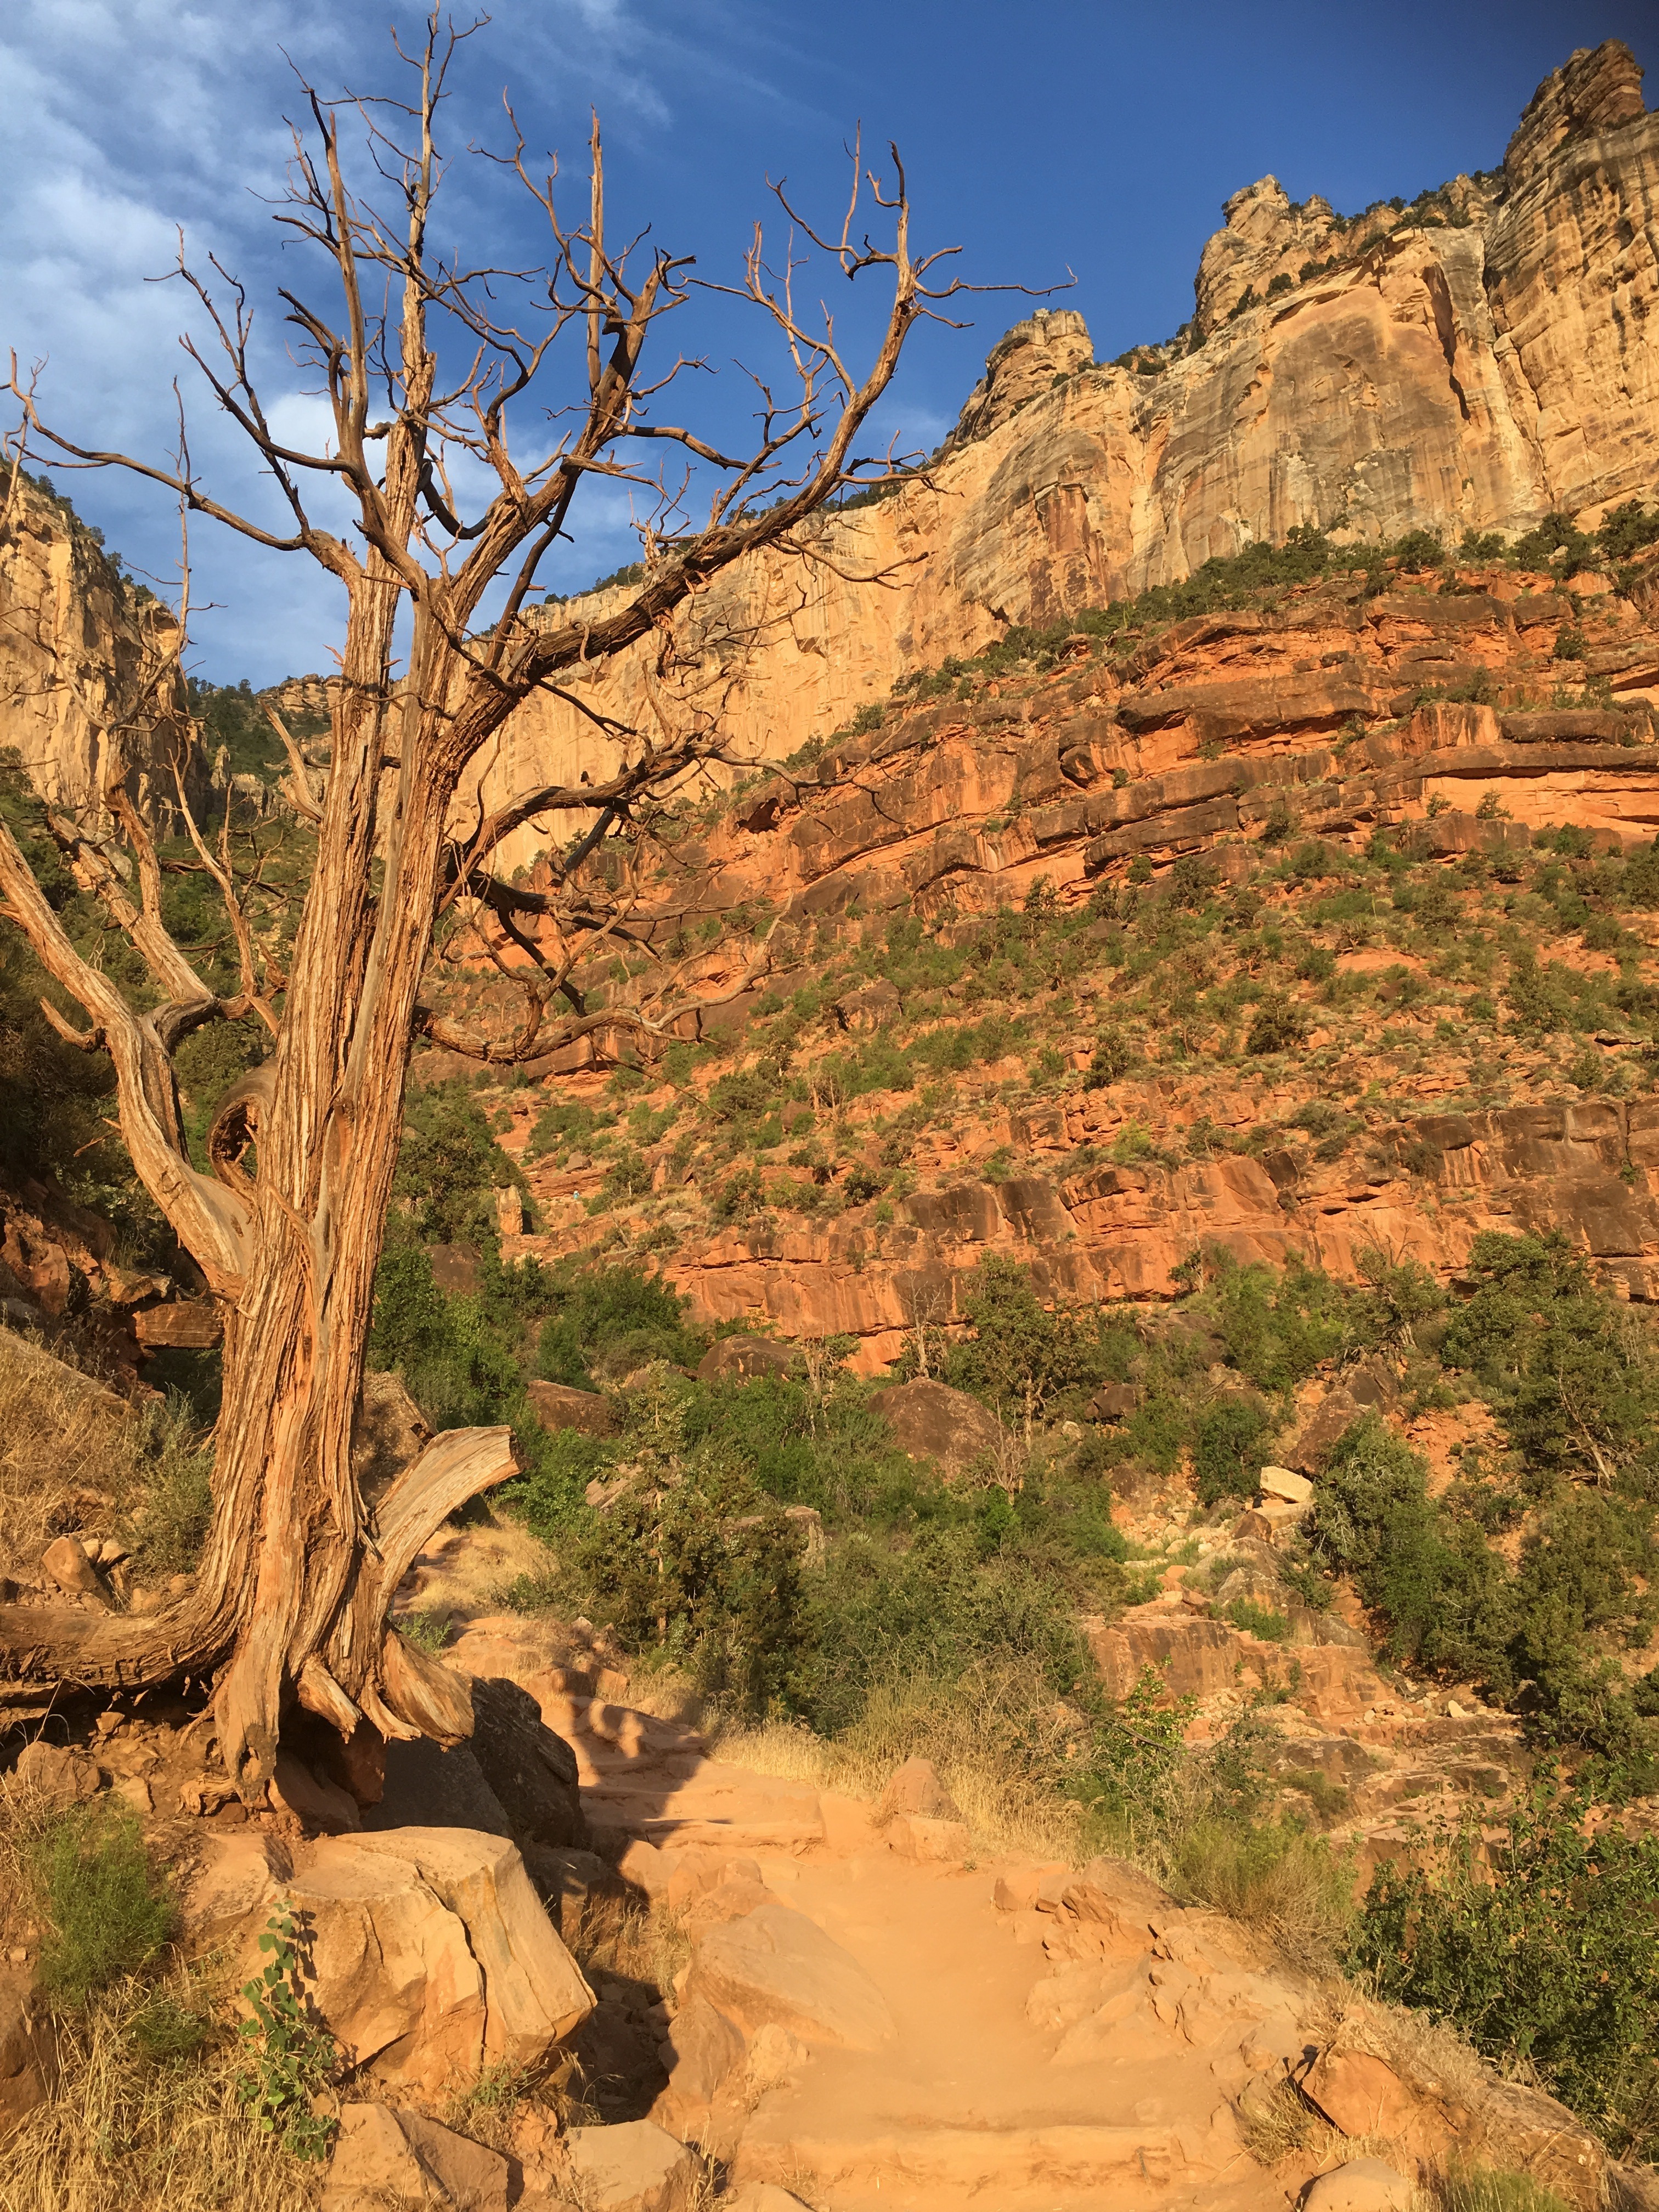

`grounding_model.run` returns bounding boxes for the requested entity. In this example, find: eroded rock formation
[478,41,1658,870]
[0,473,193,828]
